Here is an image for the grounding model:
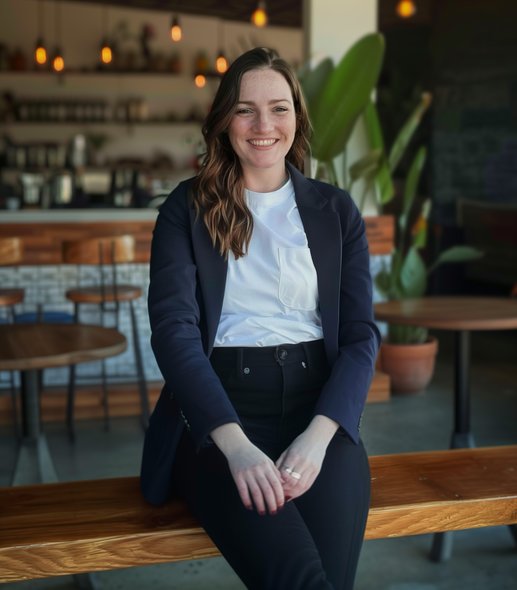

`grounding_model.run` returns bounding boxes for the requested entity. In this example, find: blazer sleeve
[148,181,242,452]
[311,193,381,444]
